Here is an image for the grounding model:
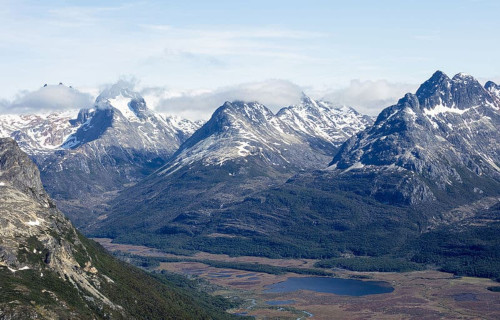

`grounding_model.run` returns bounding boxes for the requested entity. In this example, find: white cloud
[143,79,418,120]
[319,80,418,116]
[1,85,94,115]
[0,77,420,121]
[145,79,304,120]
[97,77,140,97]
